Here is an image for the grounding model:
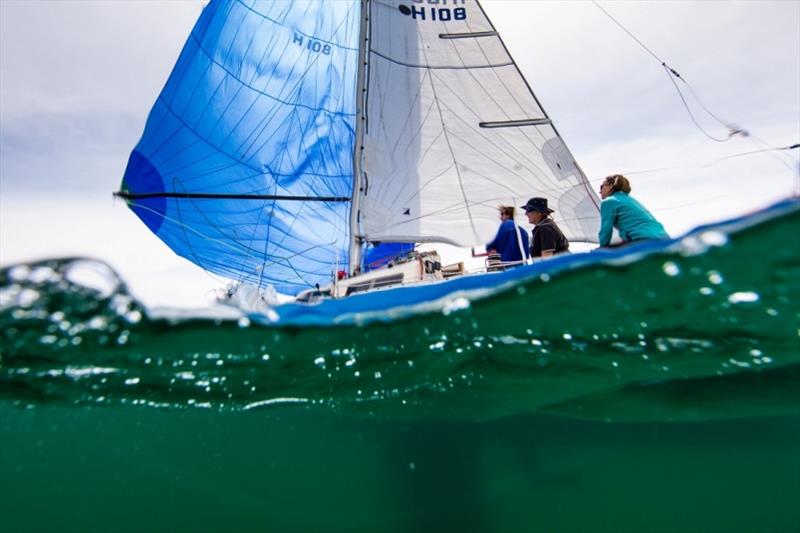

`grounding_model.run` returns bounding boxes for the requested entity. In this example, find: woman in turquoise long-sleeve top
[598,175,669,246]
